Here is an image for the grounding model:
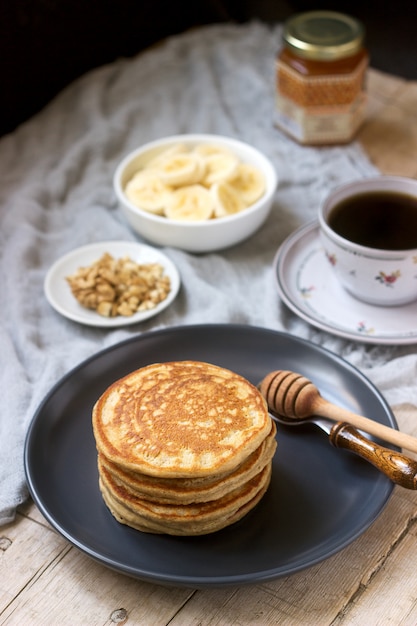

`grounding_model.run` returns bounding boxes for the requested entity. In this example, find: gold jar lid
[283,11,365,61]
